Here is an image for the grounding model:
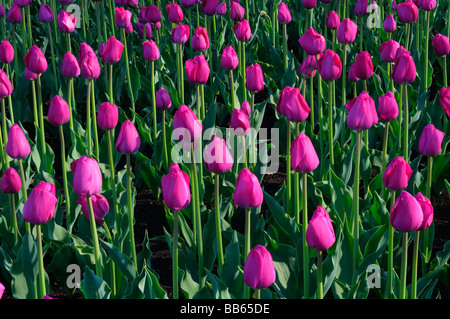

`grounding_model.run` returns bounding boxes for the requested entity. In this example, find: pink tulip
[345,91,378,131]
[6,4,22,24]
[392,51,416,84]
[337,18,358,44]
[57,10,76,33]
[354,0,369,16]
[136,22,152,39]
[397,0,418,23]
[173,105,203,142]
[230,108,251,136]
[146,4,161,23]
[5,124,30,159]
[241,100,251,116]
[221,45,239,70]
[420,0,436,10]
[439,87,450,118]
[115,120,141,154]
[233,168,263,208]
[0,41,14,64]
[71,156,103,196]
[201,0,219,16]
[246,63,264,92]
[39,4,54,23]
[383,156,412,190]
[414,192,433,230]
[380,39,401,63]
[48,95,71,126]
[326,10,340,30]
[216,2,227,15]
[97,102,119,130]
[101,36,124,63]
[161,162,191,211]
[142,39,160,61]
[432,34,450,57]
[115,7,132,28]
[352,51,373,80]
[383,14,396,32]
[418,124,445,157]
[348,63,360,82]
[181,0,196,8]
[390,191,424,232]
[276,86,311,122]
[306,206,336,251]
[186,54,210,85]
[299,27,326,56]
[77,194,110,225]
[24,68,37,81]
[0,69,13,98]
[191,26,210,52]
[233,19,251,42]
[230,1,245,21]
[24,45,48,74]
[204,137,234,174]
[243,245,276,289]
[302,0,317,9]
[277,2,292,24]
[290,133,319,173]
[318,49,342,81]
[80,51,101,80]
[78,43,95,61]
[378,91,399,121]
[166,3,184,23]
[61,51,80,78]
[171,24,190,44]
[22,181,57,225]
[155,88,172,110]
[0,167,22,194]
[15,0,32,7]
[0,282,4,299]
